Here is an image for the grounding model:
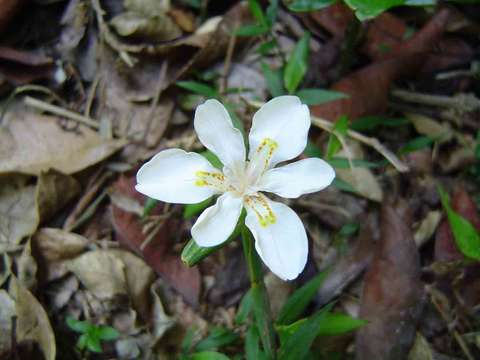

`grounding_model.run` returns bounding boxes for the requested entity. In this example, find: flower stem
[241,225,277,359]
